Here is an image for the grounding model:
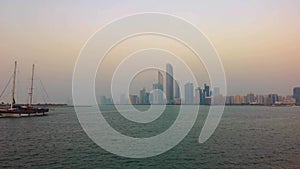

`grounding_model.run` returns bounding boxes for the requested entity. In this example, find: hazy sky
[0,0,300,103]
